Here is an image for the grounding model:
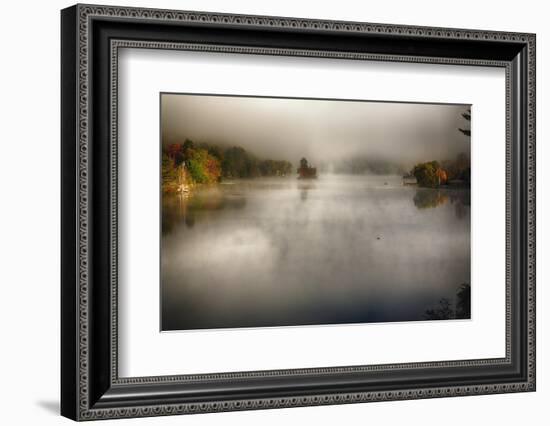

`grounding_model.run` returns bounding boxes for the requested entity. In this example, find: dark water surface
[161,175,470,331]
